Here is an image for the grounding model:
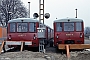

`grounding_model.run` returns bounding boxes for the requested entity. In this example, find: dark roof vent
[21,20,24,22]
[68,19,70,22]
